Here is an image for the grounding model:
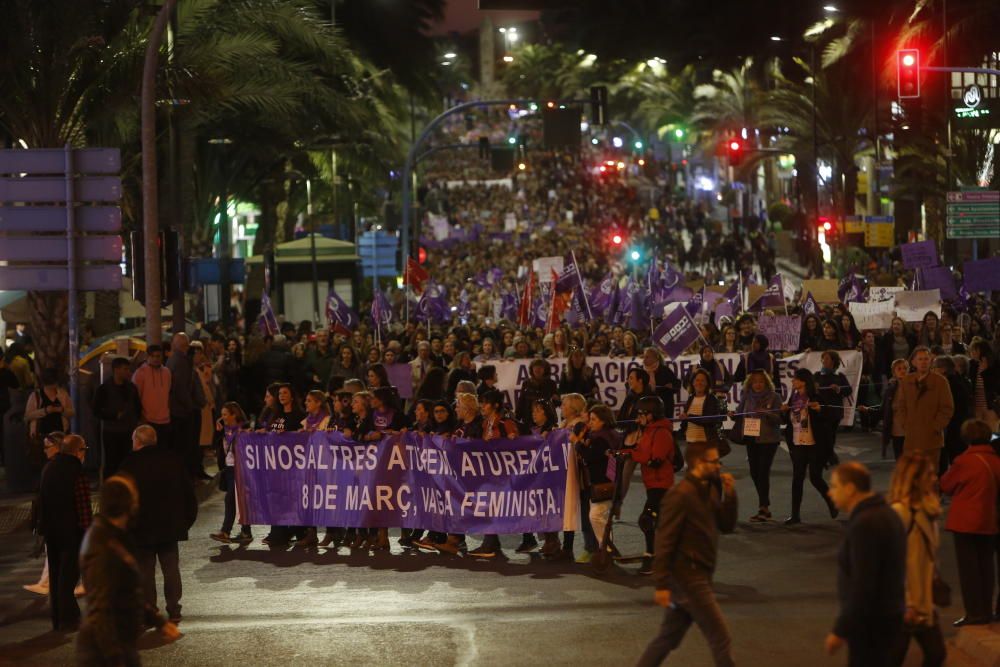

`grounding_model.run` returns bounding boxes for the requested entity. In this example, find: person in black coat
[826,462,905,665]
[643,347,679,419]
[514,359,559,425]
[38,434,91,630]
[815,350,852,467]
[558,348,599,402]
[92,356,142,478]
[876,318,916,382]
[934,355,972,471]
[118,425,197,624]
